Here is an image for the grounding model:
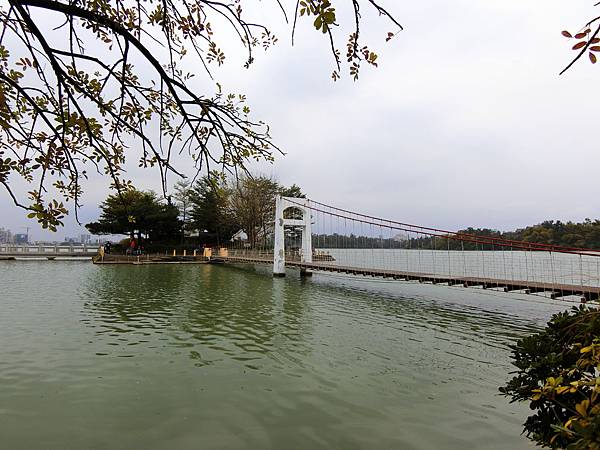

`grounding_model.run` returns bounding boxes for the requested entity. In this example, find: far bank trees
[409,221,600,251]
